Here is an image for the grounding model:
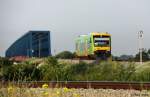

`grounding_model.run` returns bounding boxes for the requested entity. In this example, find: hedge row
[1,57,150,82]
